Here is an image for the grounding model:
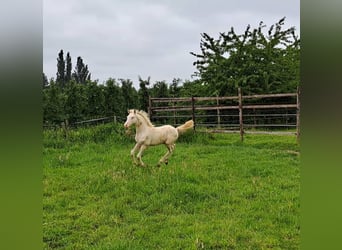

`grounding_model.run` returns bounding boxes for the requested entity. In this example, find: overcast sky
[43,0,300,88]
